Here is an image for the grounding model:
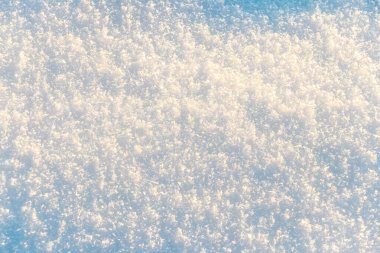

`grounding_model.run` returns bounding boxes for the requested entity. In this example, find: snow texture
[0,0,379,252]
